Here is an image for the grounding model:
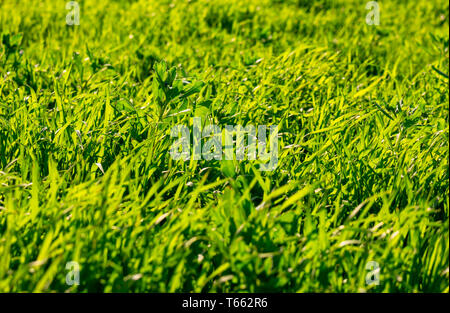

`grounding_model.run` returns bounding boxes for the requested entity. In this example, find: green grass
[0,0,448,292]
